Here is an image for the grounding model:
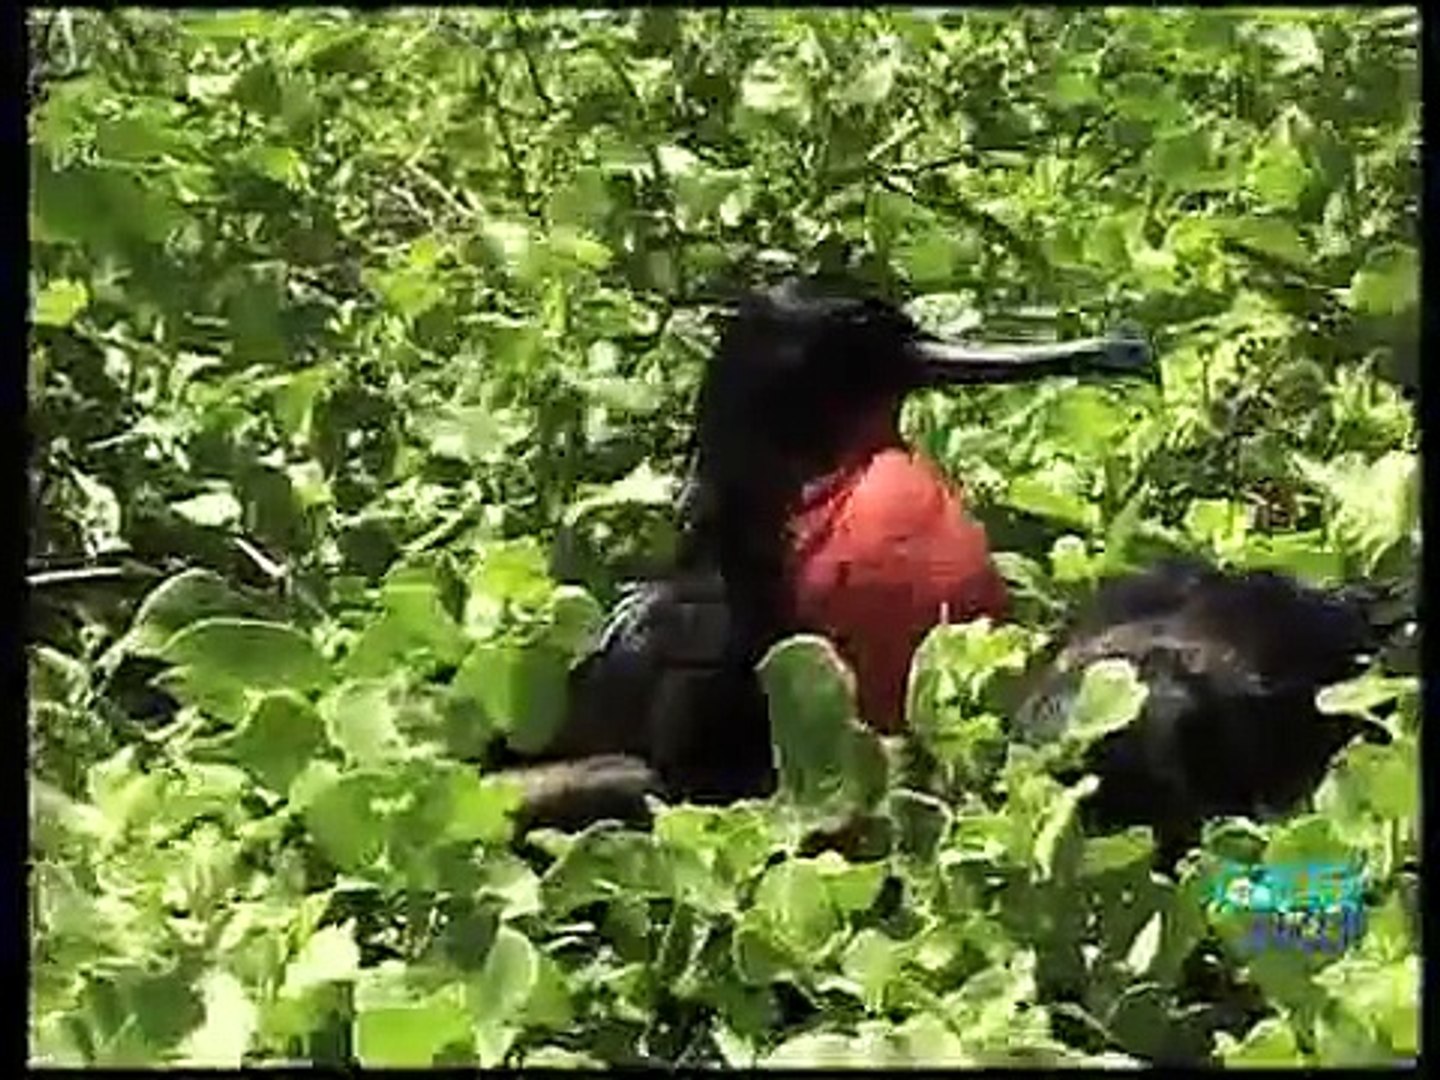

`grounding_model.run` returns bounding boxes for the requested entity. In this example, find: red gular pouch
[785,411,1009,735]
